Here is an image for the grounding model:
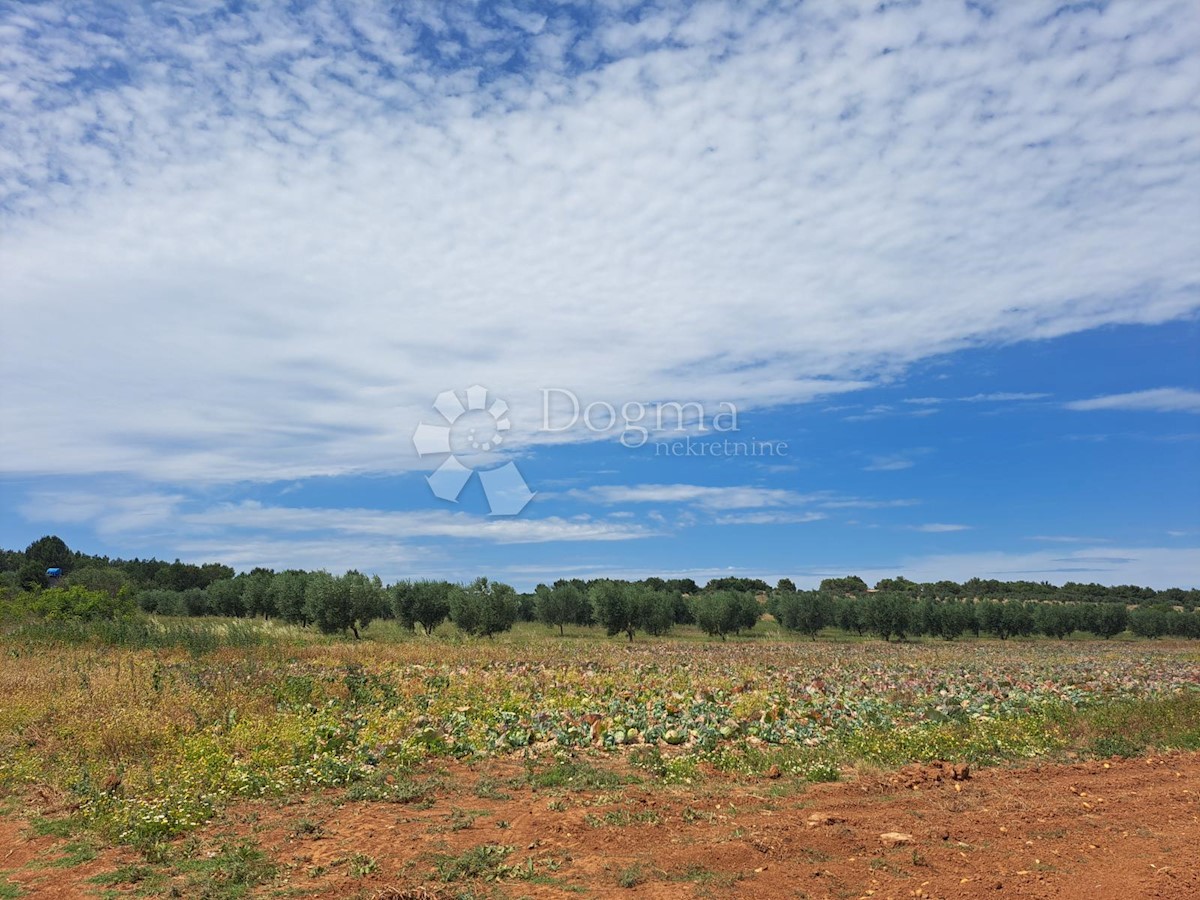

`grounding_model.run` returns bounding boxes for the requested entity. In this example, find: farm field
[0,623,1197,898]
